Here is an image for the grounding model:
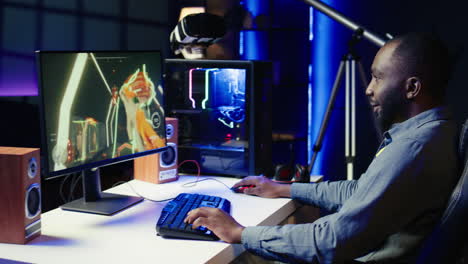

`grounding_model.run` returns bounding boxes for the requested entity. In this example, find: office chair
[415,118,468,264]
